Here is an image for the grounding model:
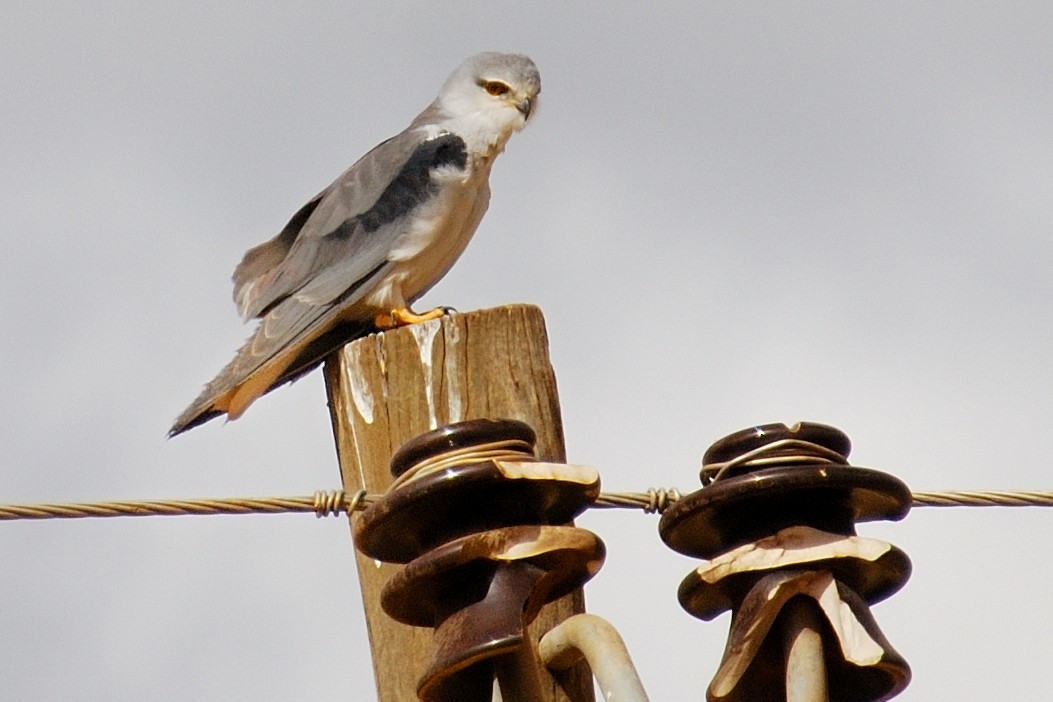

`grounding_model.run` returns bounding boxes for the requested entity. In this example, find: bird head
[432,52,541,148]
